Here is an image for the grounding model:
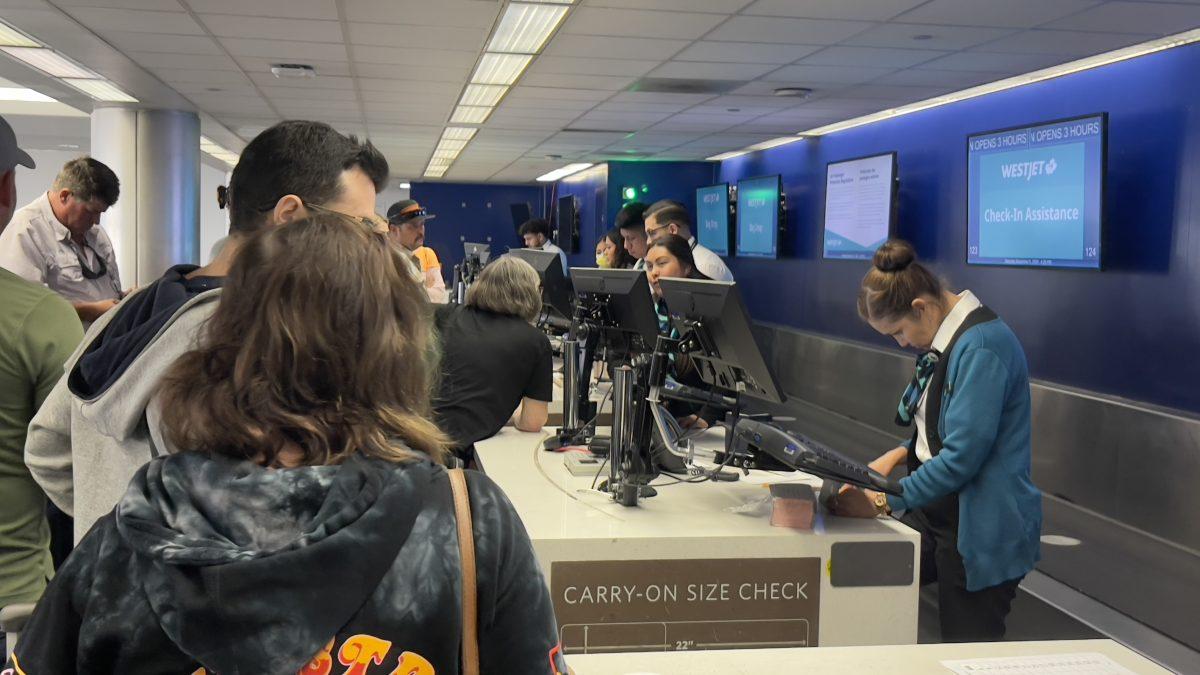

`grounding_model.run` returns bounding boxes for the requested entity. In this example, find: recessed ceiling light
[62,78,138,102]
[2,46,96,79]
[0,86,55,102]
[270,63,316,79]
